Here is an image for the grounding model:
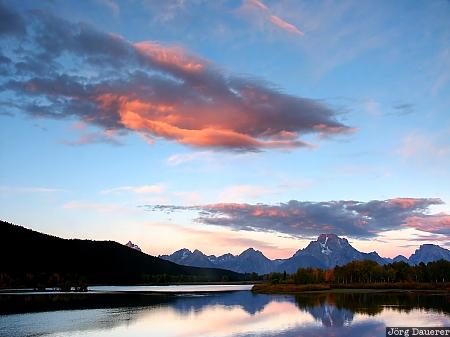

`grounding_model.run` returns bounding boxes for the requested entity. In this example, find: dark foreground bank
[0,220,246,289]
